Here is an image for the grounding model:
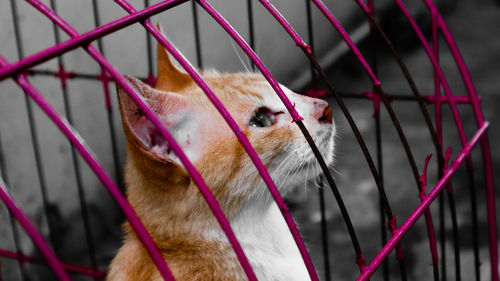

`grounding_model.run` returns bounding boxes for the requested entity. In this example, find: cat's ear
[155,23,193,92]
[117,75,192,165]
